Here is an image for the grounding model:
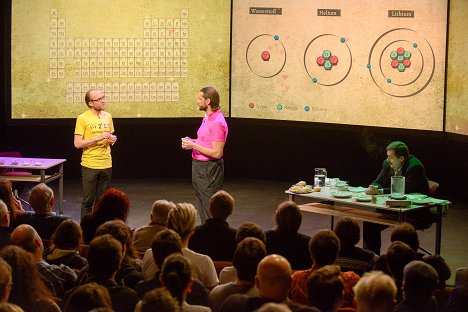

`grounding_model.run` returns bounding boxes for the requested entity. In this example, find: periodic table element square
[50,8,58,17]
[135,39,143,48]
[166,39,174,49]
[75,59,82,68]
[172,82,179,91]
[151,68,159,77]
[142,82,150,92]
[159,19,166,28]
[181,40,188,50]
[174,68,181,77]
[135,68,142,77]
[49,49,57,58]
[58,28,66,38]
[151,29,159,38]
[113,59,119,67]
[150,92,157,102]
[151,18,159,28]
[159,29,166,39]
[128,38,135,48]
[58,39,66,49]
[174,39,180,49]
[112,93,120,102]
[127,68,134,77]
[144,29,151,38]
[90,48,97,58]
[127,83,134,92]
[165,92,172,101]
[98,49,105,58]
[67,39,74,48]
[151,39,159,48]
[166,67,173,77]
[105,49,112,58]
[82,69,90,78]
[134,83,142,92]
[105,58,112,67]
[142,92,150,102]
[143,39,151,49]
[97,69,105,78]
[73,83,82,93]
[49,59,58,69]
[74,38,82,48]
[174,19,181,28]
[90,58,97,67]
[143,68,151,77]
[112,83,119,93]
[82,49,90,58]
[181,67,188,77]
[120,93,127,102]
[157,92,164,102]
[143,59,151,68]
[181,30,188,39]
[151,49,158,58]
[150,82,157,92]
[181,19,188,28]
[135,58,142,67]
[174,49,180,57]
[50,28,58,39]
[66,83,74,93]
[58,49,65,58]
[144,18,151,29]
[112,69,120,77]
[67,49,74,57]
[82,83,90,92]
[105,83,112,93]
[120,68,127,77]
[158,49,165,58]
[82,59,90,68]
[143,49,151,58]
[105,38,113,48]
[96,82,104,91]
[90,39,97,48]
[98,38,105,48]
[166,19,173,28]
[135,49,143,58]
[166,58,173,67]
[113,38,120,48]
[89,83,96,90]
[58,19,66,28]
[120,49,127,58]
[74,49,82,58]
[128,49,135,58]
[66,93,74,103]
[135,92,142,102]
[172,92,179,102]
[74,93,82,103]
[159,59,166,67]
[151,59,158,67]
[82,39,90,48]
[181,49,188,58]
[57,59,65,69]
[166,49,173,58]
[49,69,57,79]
[105,68,112,77]
[181,9,188,18]
[74,69,82,78]
[173,58,180,67]
[174,29,181,38]
[127,92,134,102]
[89,68,97,77]
[113,49,119,58]
[50,39,57,48]
[128,58,135,67]
[166,29,174,39]
[50,18,58,28]
[159,67,166,77]
[120,39,127,48]
[164,82,172,91]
